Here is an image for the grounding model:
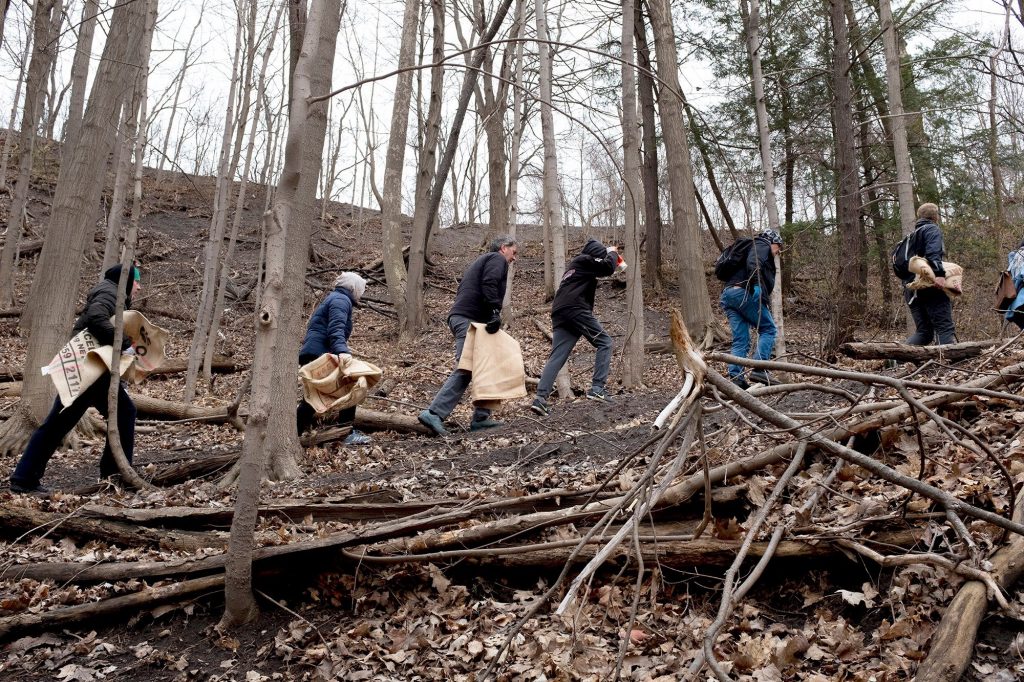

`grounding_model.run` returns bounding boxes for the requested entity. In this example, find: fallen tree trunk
[0,575,224,643]
[916,495,1024,680]
[838,339,996,361]
[0,357,240,383]
[0,505,219,551]
[0,309,20,319]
